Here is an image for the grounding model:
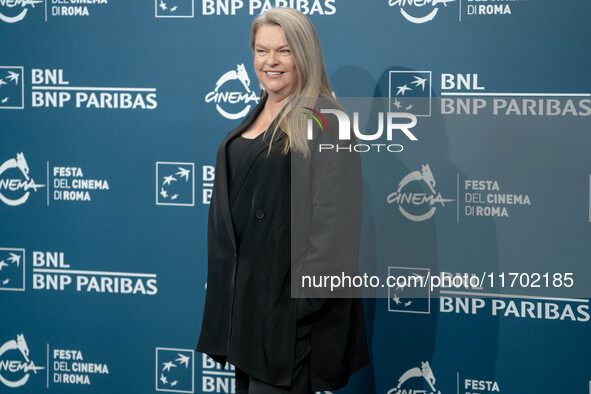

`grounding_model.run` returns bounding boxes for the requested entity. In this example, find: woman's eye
[280,50,290,55]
